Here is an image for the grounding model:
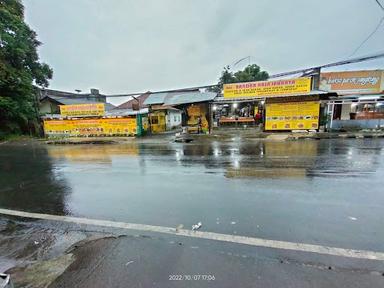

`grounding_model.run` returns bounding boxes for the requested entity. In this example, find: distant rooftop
[39,88,103,99]
[143,91,217,106]
[39,88,115,110]
[164,91,217,105]
[143,92,168,105]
